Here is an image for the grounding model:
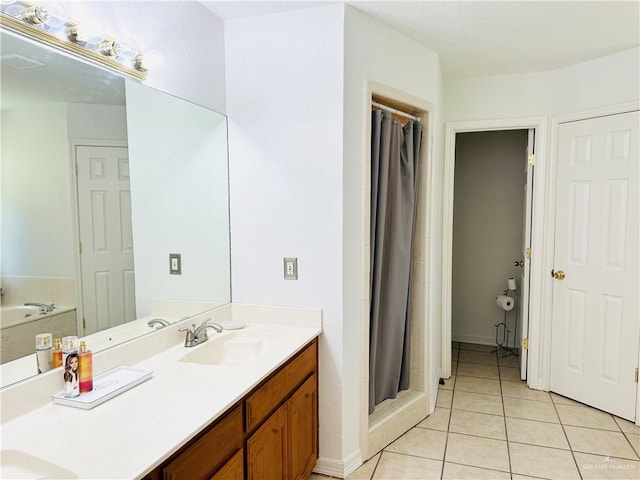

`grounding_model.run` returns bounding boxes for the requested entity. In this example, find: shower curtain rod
[372,101,421,123]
